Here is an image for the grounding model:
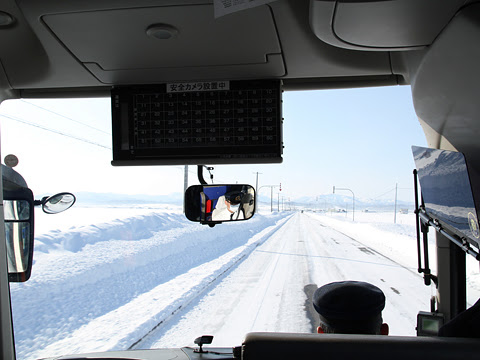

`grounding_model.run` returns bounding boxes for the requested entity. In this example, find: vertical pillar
[0,133,16,360]
[435,232,466,322]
